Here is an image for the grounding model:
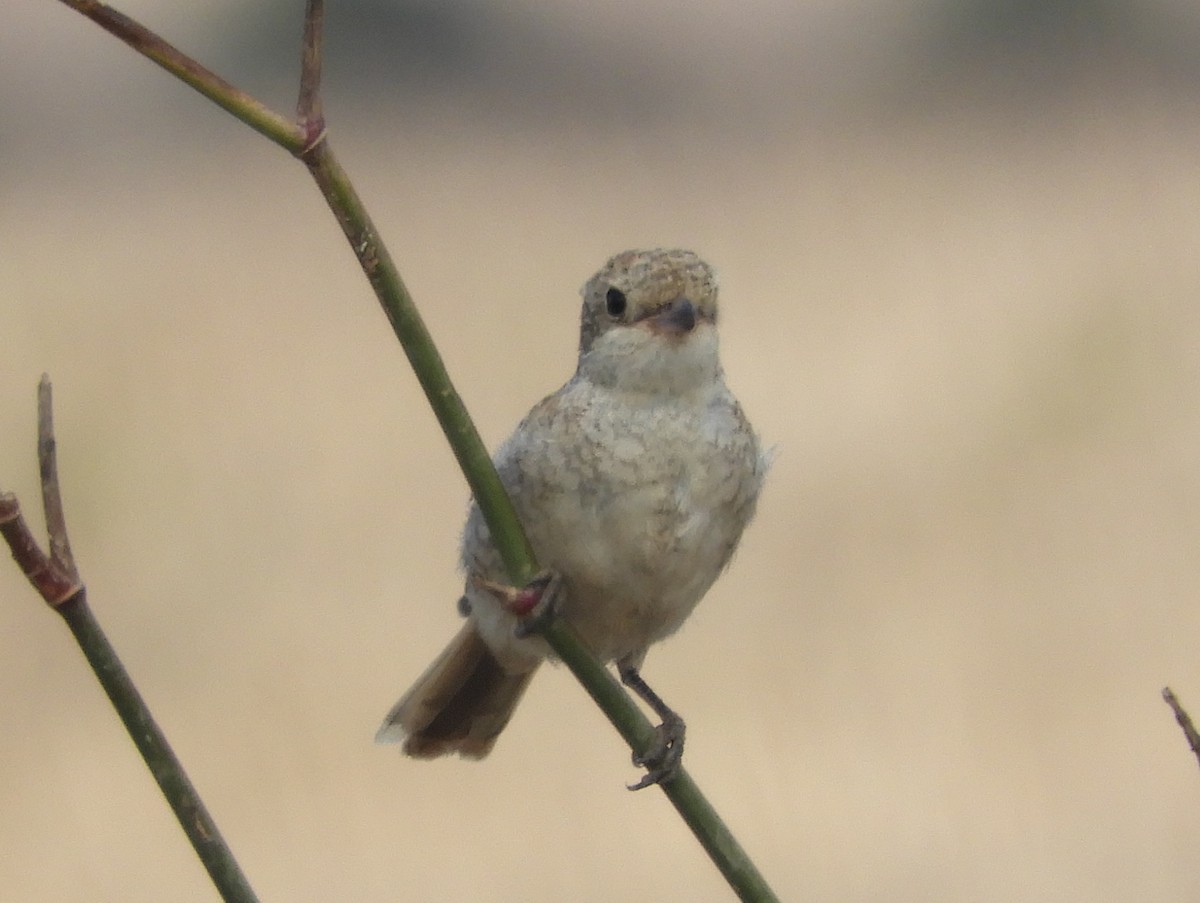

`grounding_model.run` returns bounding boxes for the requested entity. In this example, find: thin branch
[59,594,261,903]
[2,376,80,606]
[1163,686,1200,770]
[296,0,324,147]
[37,374,78,582]
[0,493,80,606]
[56,0,302,152]
[4,378,260,902]
[297,141,540,583]
[299,140,779,900]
